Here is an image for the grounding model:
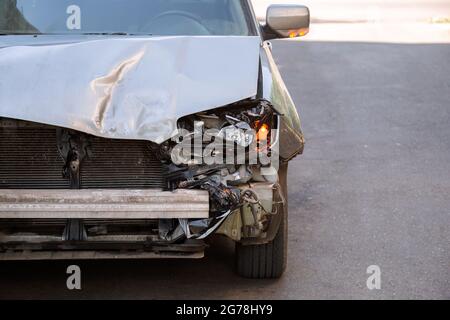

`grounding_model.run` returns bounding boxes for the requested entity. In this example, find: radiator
[0,119,165,189]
